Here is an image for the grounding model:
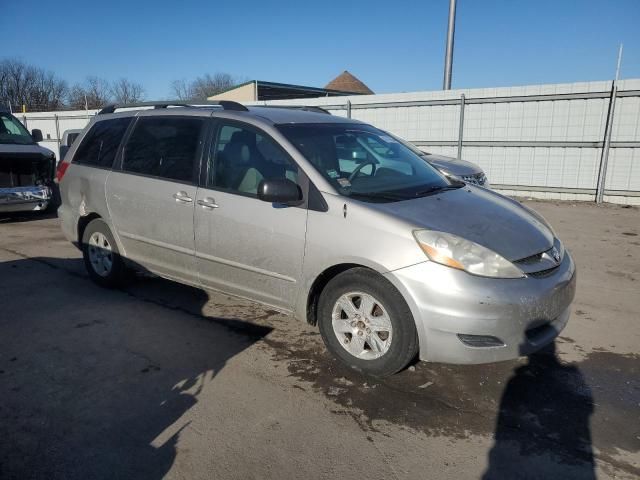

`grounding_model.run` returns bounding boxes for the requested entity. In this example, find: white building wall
[16,78,640,204]
[18,109,98,158]
[257,78,640,204]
